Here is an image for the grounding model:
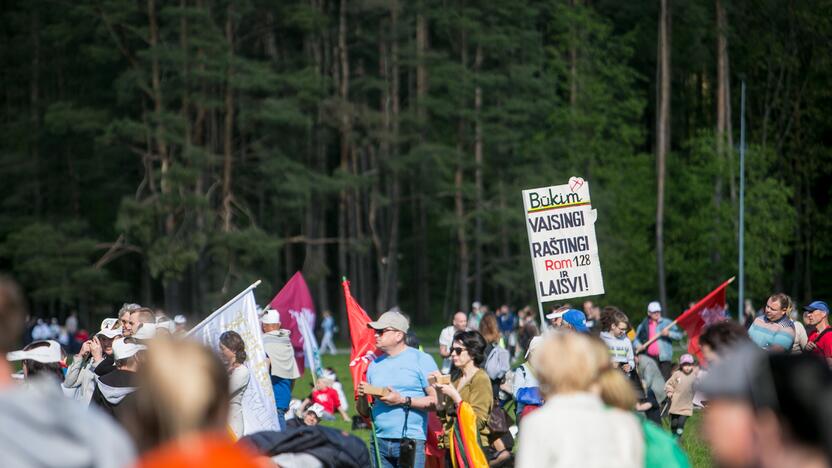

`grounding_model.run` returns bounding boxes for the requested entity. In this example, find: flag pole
[738,81,747,323]
[186,280,262,337]
[637,277,735,350]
